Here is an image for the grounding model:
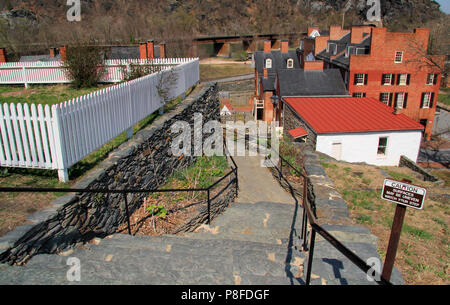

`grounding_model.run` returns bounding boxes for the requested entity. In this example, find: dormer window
[287,58,294,69]
[327,43,337,55]
[265,58,272,69]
